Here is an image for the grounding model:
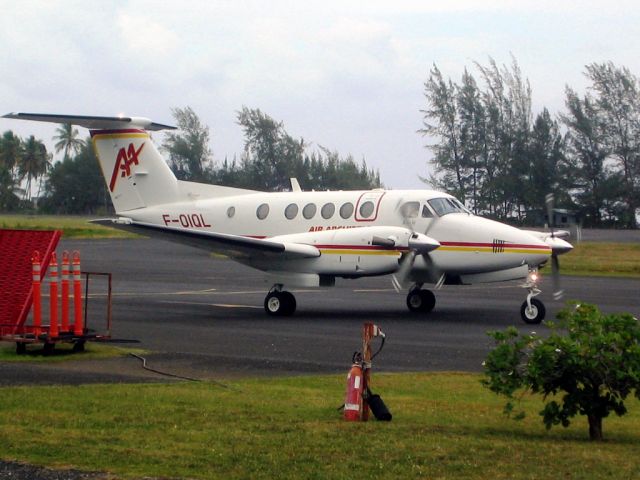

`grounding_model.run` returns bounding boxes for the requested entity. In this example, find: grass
[560,241,640,278]
[0,343,147,363]
[0,214,138,238]
[0,373,638,479]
